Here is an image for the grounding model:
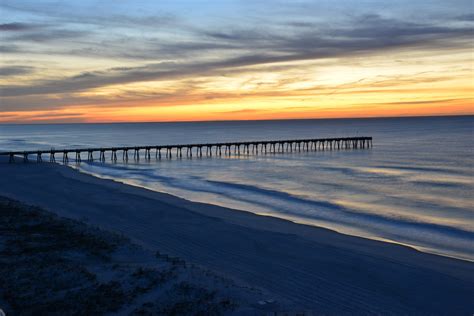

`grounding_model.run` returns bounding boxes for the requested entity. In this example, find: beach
[1,158,473,314]
[1,197,266,315]
[2,0,473,313]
